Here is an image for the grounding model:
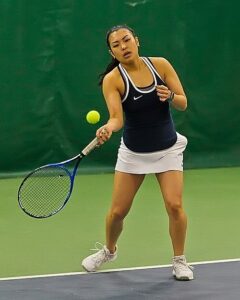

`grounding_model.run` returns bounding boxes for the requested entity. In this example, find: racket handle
[82,137,99,156]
